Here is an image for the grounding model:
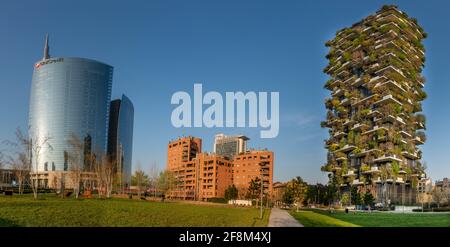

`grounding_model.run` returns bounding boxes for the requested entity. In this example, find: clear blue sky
[0,0,449,184]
